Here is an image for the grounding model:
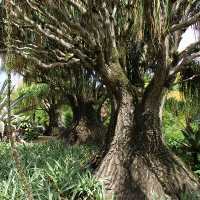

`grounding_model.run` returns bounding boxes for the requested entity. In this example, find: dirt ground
[28,136,57,144]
